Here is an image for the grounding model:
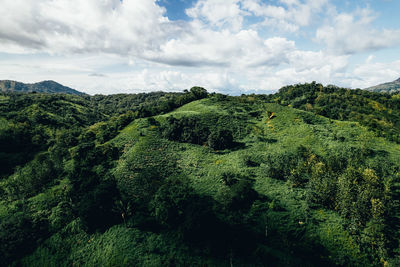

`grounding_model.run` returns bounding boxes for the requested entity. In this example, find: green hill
[1,85,400,266]
[265,82,400,143]
[0,80,86,95]
[365,78,400,93]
